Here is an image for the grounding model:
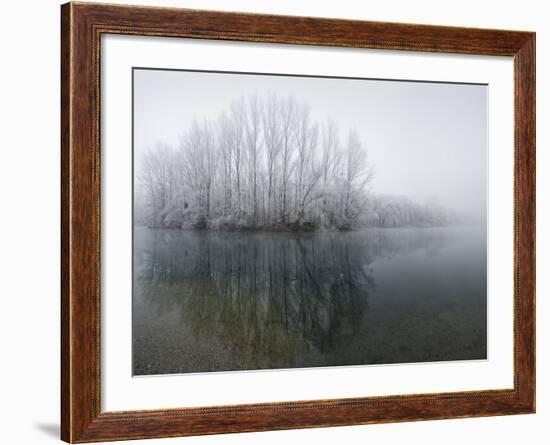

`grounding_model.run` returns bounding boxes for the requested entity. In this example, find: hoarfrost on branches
[136,93,454,231]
